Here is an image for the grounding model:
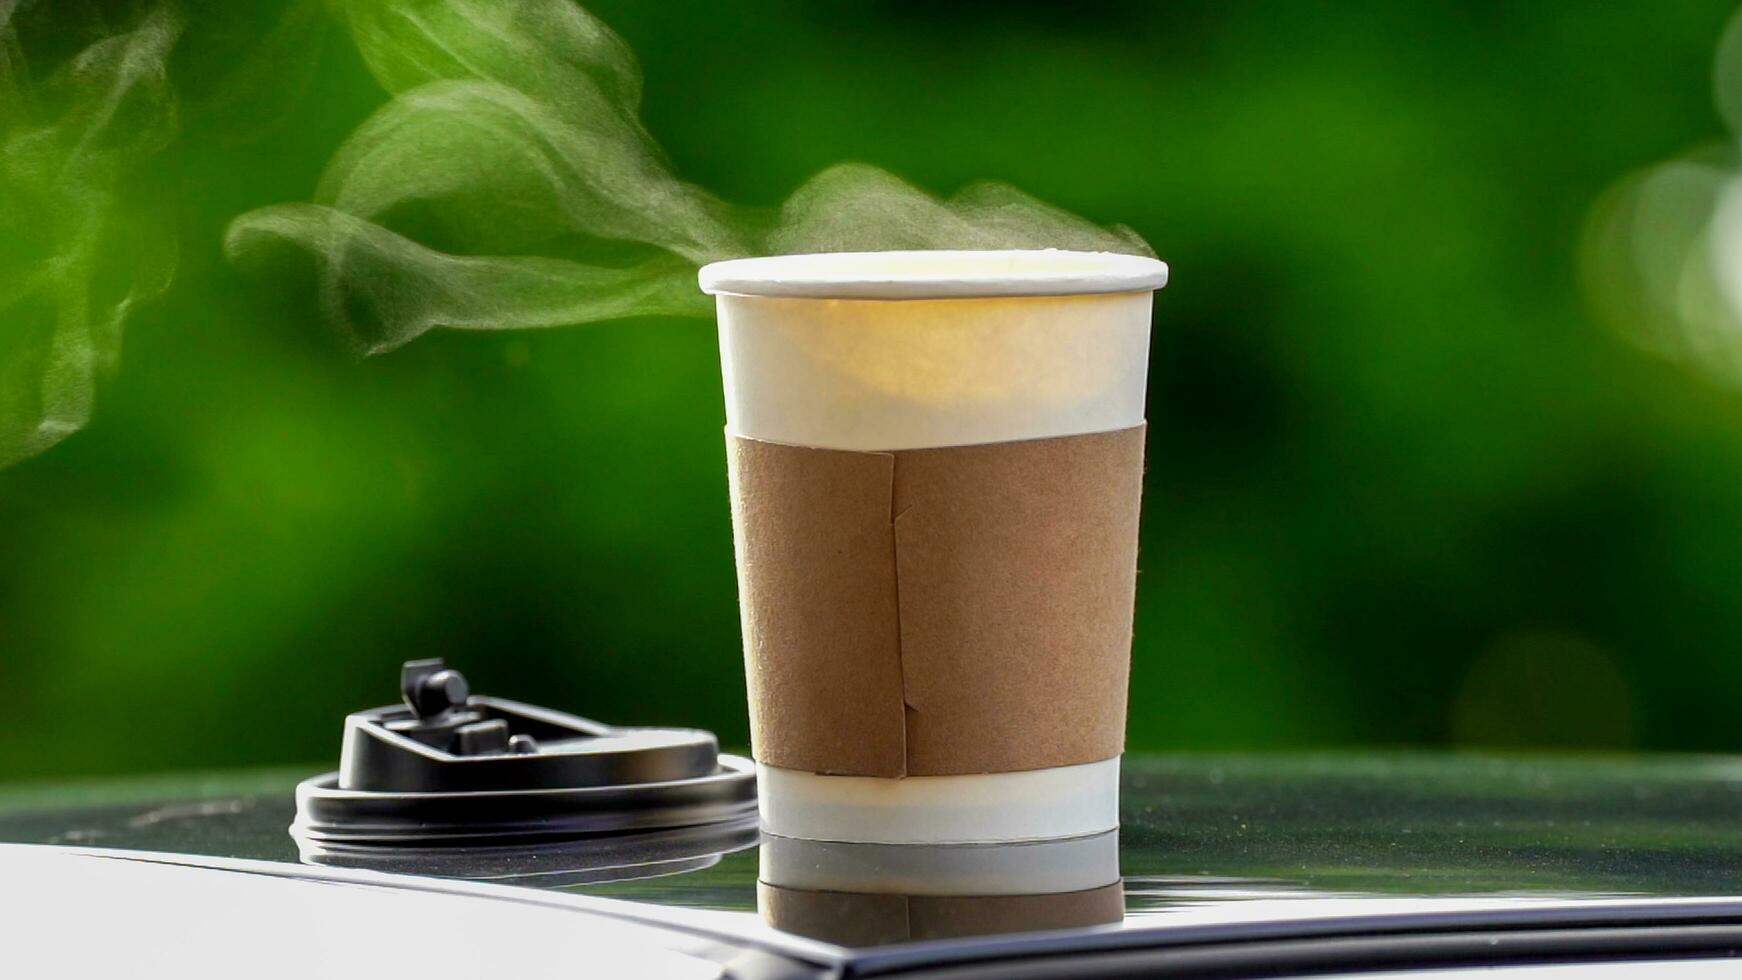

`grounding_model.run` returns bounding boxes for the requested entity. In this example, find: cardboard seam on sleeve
[727,423,1144,778]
